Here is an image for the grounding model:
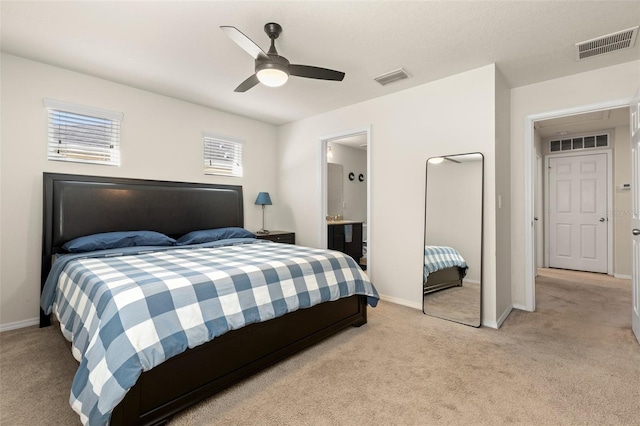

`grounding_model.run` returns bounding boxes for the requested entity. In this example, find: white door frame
[319,126,372,272]
[543,149,613,274]
[523,98,631,312]
[630,89,640,345]
[535,154,543,271]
